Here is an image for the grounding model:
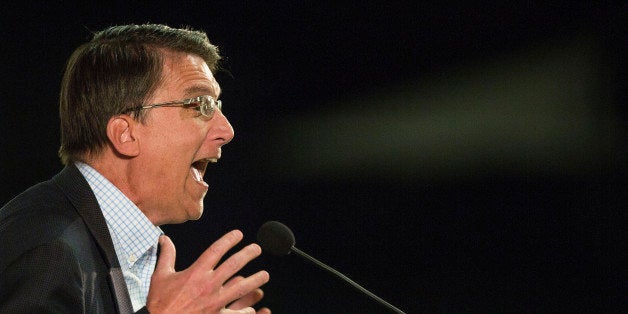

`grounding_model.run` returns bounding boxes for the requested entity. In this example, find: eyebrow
[183,85,221,99]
